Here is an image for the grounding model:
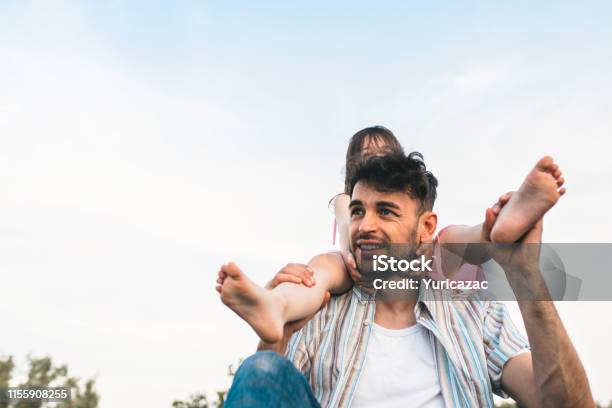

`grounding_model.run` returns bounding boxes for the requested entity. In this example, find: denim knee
[235,351,292,379]
[226,351,320,408]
